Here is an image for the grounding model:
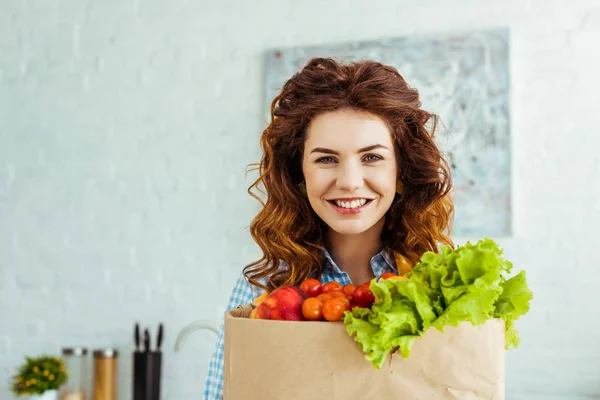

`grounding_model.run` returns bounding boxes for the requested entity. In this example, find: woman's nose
[336,163,364,191]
